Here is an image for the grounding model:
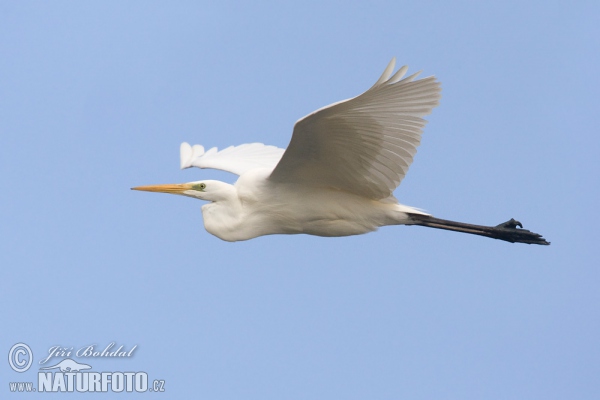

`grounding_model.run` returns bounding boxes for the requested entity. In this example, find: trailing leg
[408,215,550,245]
